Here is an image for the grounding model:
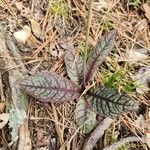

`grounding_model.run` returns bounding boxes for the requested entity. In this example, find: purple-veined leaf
[75,97,96,134]
[19,72,81,102]
[84,30,117,83]
[65,45,83,84]
[86,86,138,118]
